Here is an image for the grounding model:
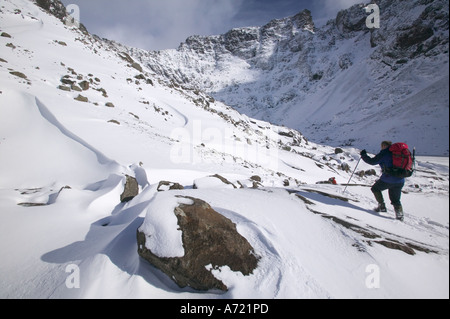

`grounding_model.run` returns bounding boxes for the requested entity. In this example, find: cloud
[318,0,365,18]
[62,0,366,50]
[143,0,245,49]
[67,0,244,50]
